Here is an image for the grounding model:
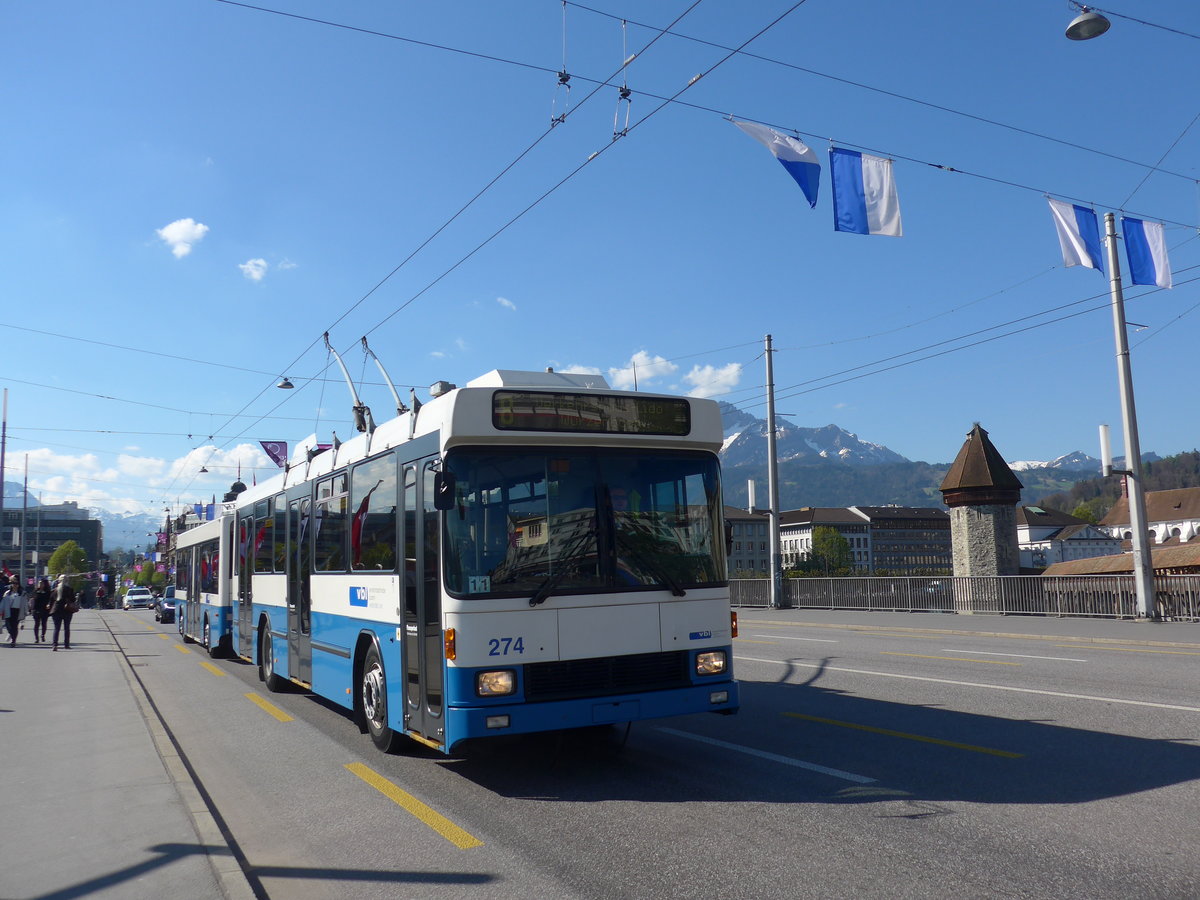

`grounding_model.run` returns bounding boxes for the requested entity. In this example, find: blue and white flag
[732,120,820,208]
[829,148,902,236]
[1122,217,1171,289]
[1047,198,1103,271]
